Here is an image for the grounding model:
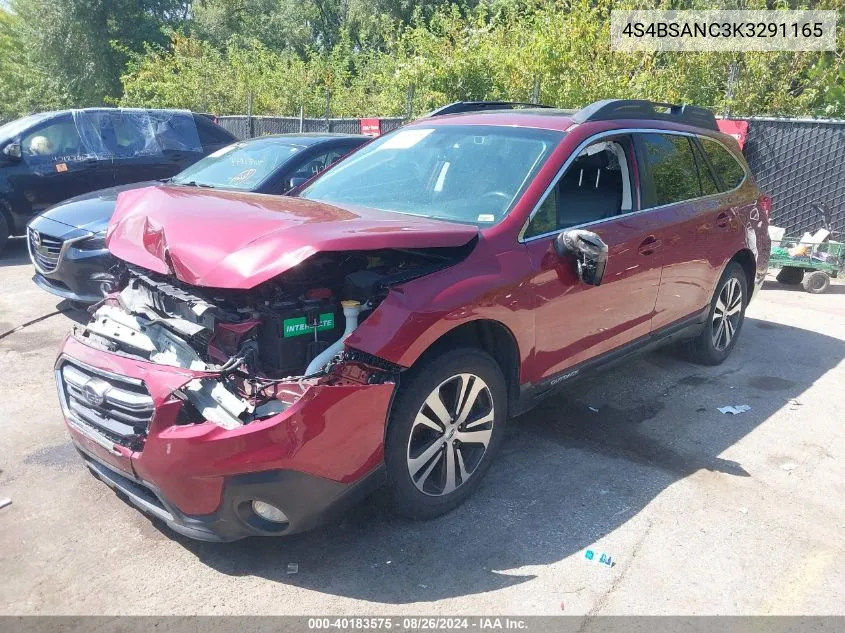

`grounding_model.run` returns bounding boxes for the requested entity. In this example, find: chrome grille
[59,362,154,451]
[28,228,64,273]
